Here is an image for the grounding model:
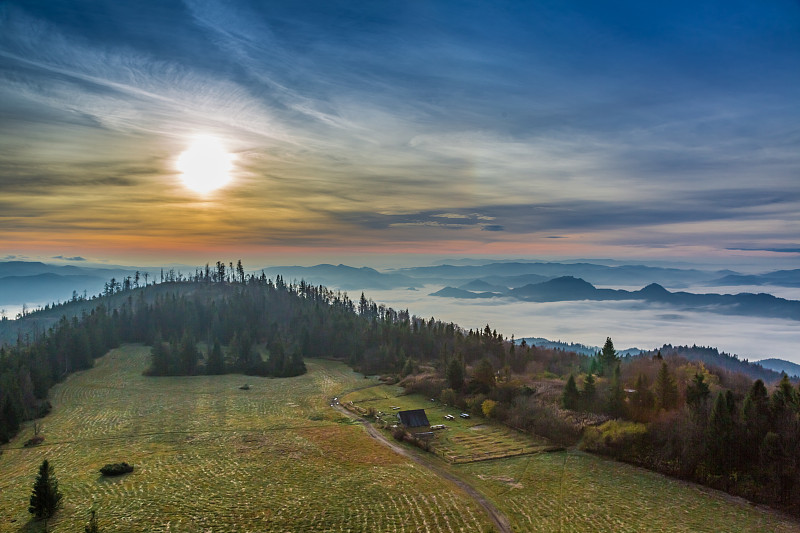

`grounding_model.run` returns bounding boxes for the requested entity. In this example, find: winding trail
[333,403,512,533]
